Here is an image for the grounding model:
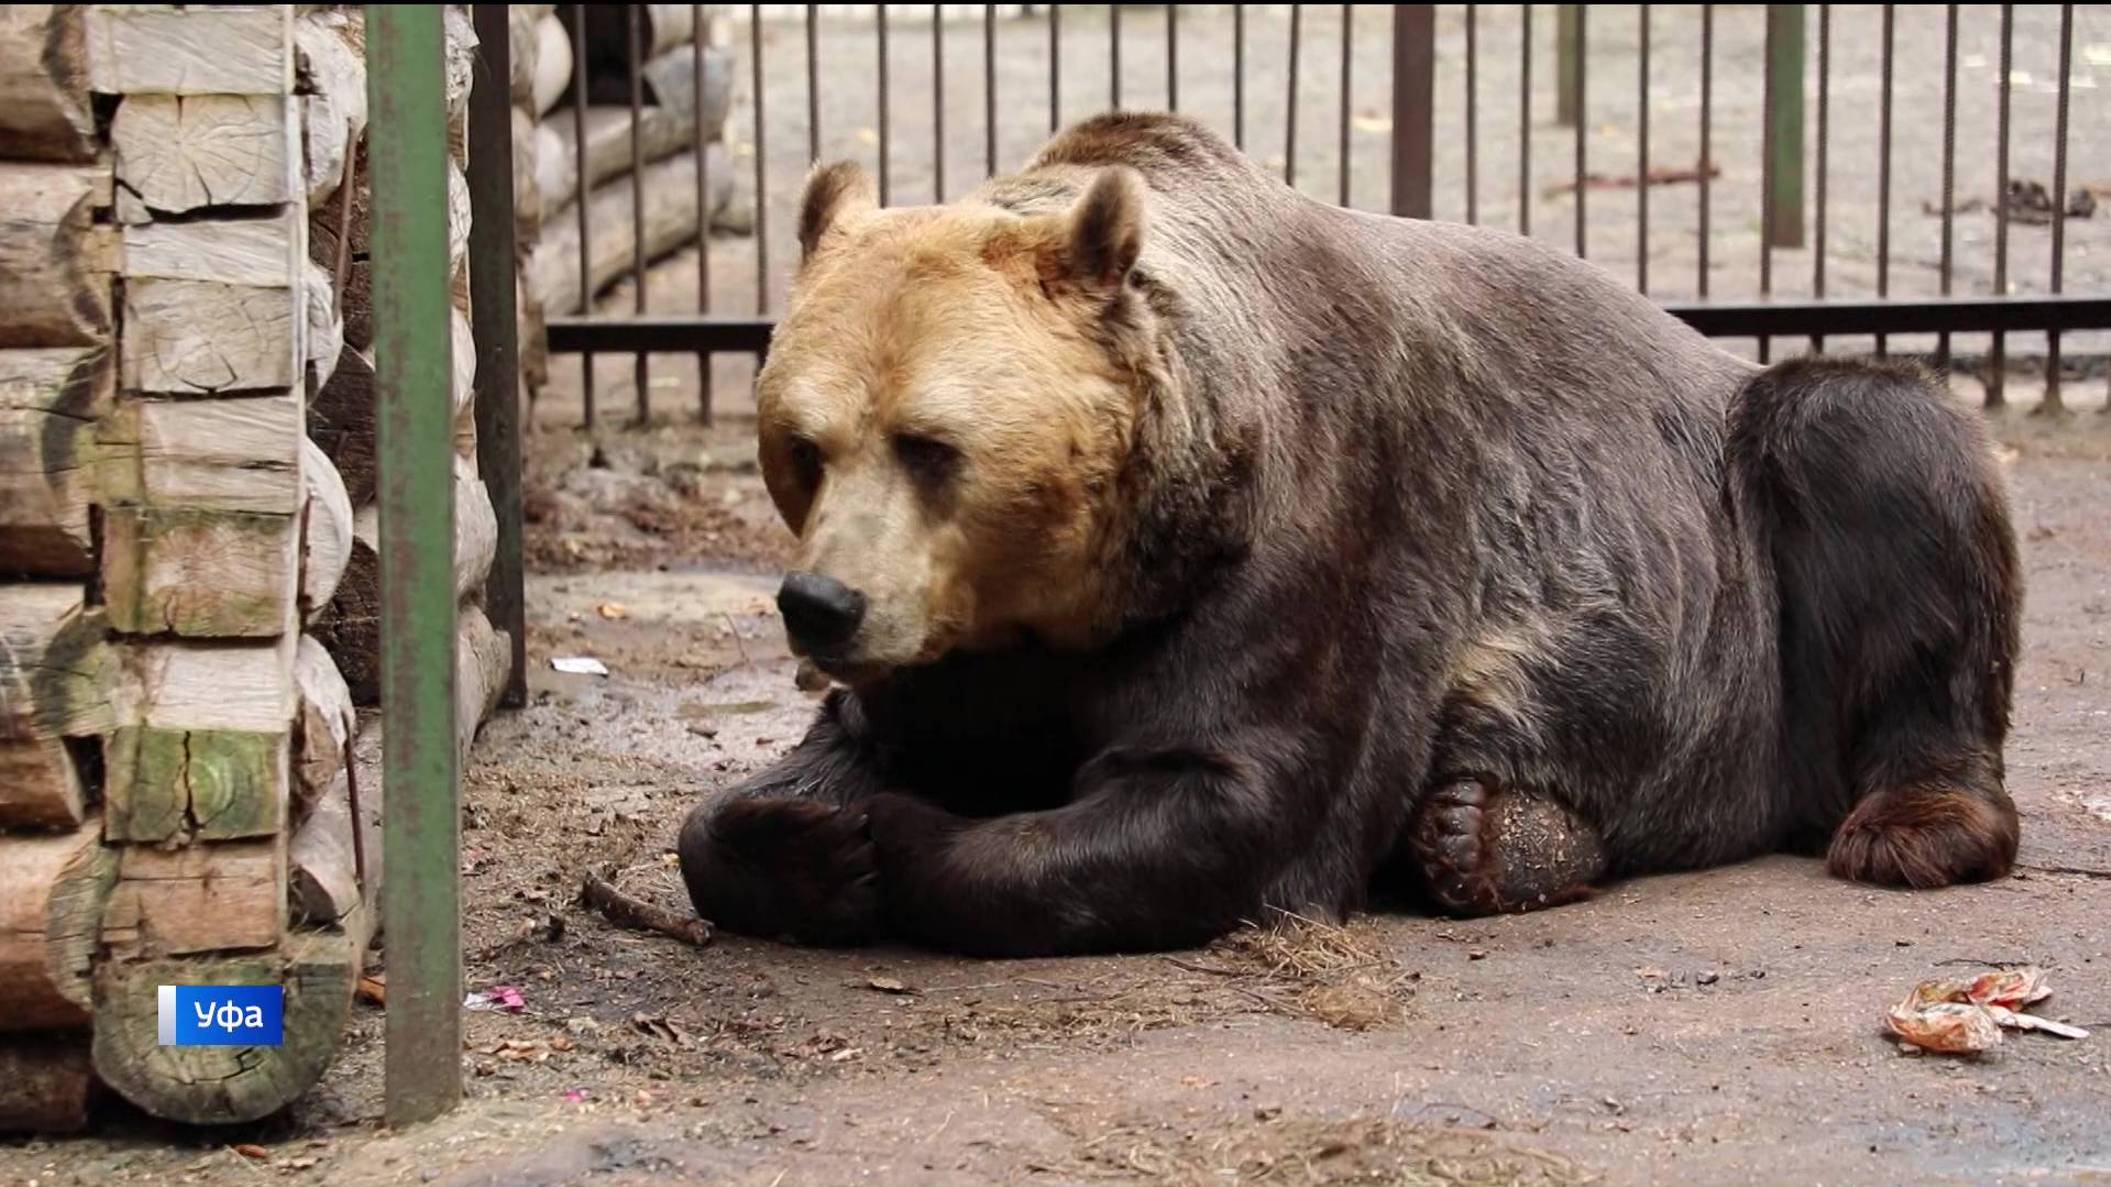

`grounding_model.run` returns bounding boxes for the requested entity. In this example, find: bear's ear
[797,161,877,264]
[1061,167,1146,291]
